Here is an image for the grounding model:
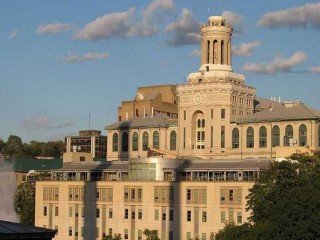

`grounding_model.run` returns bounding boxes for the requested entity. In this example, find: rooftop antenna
[88,110,91,130]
